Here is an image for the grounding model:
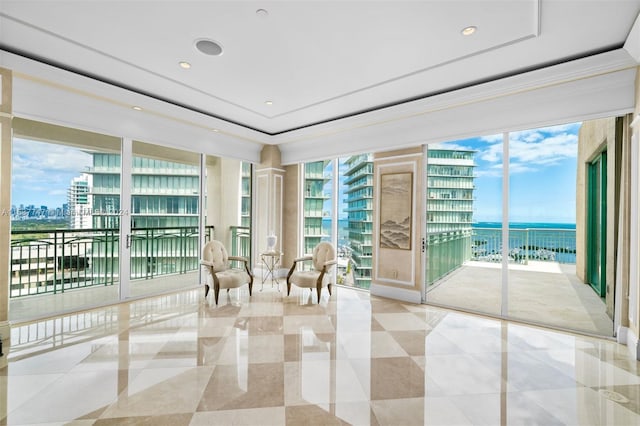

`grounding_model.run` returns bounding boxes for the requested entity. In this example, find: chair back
[312,241,335,271]
[202,240,229,272]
